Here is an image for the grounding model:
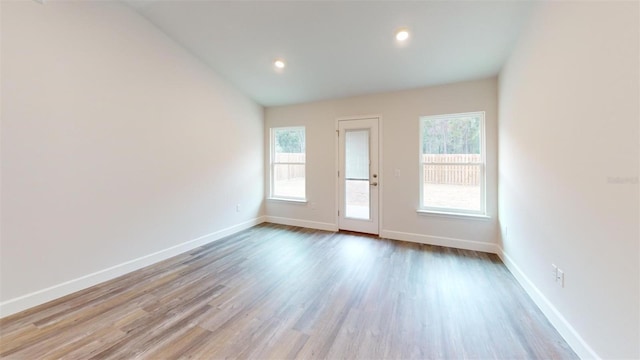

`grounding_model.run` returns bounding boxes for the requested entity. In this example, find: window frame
[269,126,307,201]
[418,111,486,216]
